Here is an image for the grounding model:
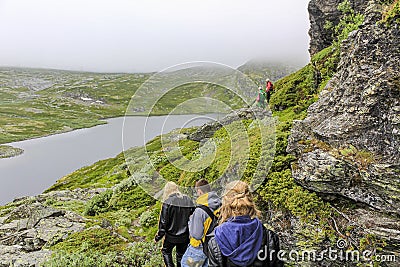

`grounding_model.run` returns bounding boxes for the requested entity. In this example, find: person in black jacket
[155,182,195,267]
[207,181,283,267]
